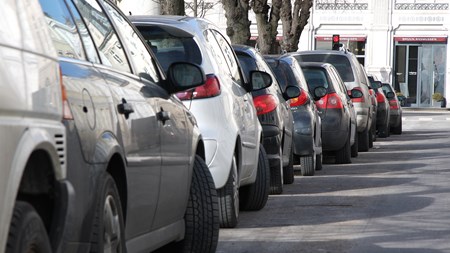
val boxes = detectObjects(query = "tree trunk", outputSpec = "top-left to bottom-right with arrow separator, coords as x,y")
160,0 -> 185,15
221,0 -> 251,45
251,0 -> 282,54
280,0 -> 313,52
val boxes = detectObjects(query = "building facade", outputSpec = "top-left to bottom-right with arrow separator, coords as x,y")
118,0 -> 449,108
299,0 -> 450,108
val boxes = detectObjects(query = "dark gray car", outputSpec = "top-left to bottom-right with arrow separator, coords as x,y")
265,55 -> 323,176
292,50 -> 374,152
38,0 -> 219,252
300,62 -> 358,164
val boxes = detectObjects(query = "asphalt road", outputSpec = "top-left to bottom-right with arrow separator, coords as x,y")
216,109 -> 450,253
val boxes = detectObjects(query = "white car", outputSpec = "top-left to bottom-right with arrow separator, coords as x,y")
131,15 -> 272,228
0,0 -> 69,251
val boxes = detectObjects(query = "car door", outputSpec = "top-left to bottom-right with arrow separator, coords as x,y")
74,0 -> 161,239
209,29 -> 259,177
103,2 -> 192,230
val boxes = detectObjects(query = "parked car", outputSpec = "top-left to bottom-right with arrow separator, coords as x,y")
381,83 -> 403,134
300,62 -> 358,164
265,55 -> 323,176
233,45 -> 300,193
130,15 -> 272,228
39,0 -> 220,252
368,76 -> 390,138
362,66 -> 378,146
1,1 -> 69,252
294,50 -> 374,152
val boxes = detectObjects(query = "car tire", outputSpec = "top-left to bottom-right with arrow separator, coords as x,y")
378,121 -> 389,138
240,145 -> 270,211
178,155 -> 219,253
269,148 -> 284,195
336,133 -> 352,164
283,144 -> 295,184
368,126 -> 374,148
315,152 -> 323,171
392,121 -> 402,135
218,154 -> 239,228
90,173 -> 126,253
358,127 -> 370,152
300,155 -> 315,176
351,128 -> 358,158
6,201 -> 51,253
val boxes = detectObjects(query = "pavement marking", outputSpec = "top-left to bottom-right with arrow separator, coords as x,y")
418,117 -> 433,121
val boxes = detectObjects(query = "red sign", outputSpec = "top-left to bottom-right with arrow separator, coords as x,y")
394,36 -> 447,42
315,35 -> 366,42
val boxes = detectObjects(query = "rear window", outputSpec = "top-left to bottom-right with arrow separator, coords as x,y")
302,68 -> 330,91
137,26 -> 202,72
382,83 -> 393,94
236,53 -> 257,82
297,54 -> 355,82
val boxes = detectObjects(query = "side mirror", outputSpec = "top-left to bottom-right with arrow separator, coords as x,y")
283,85 -> 301,100
386,91 -> 395,99
349,88 -> 364,99
249,70 -> 272,92
313,86 -> 327,100
166,62 -> 206,93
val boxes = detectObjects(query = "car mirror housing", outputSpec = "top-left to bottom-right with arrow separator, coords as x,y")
165,62 -> 206,94
313,86 -> 327,100
284,85 -> 301,100
349,88 -> 364,99
249,70 -> 272,92
386,91 -> 395,99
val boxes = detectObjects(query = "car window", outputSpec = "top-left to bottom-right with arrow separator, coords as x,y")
236,53 -> 257,82
72,0 -> 131,73
103,2 -> 159,82
39,0 -> 86,60
137,26 -> 202,74
269,61 -> 297,91
329,66 -> 348,97
65,0 -> 100,63
210,30 -> 242,84
297,54 -> 355,82
302,67 -> 330,92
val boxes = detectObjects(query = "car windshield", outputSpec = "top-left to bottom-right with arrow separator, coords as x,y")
302,68 -> 330,91
136,26 -> 202,72
297,54 -> 355,82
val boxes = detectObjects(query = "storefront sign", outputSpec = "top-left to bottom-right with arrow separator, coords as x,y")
315,36 -> 367,42
394,36 -> 448,42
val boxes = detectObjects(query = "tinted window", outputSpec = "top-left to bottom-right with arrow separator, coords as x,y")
302,67 -> 330,91
104,3 -> 159,82
269,61 -> 297,91
137,26 -> 202,74
72,0 -> 130,73
236,53 -> 257,82
39,0 -> 86,60
297,54 -> 355,82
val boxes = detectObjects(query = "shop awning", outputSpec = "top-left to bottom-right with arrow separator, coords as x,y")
315,35 -> 367,42
394,36 -> 448,42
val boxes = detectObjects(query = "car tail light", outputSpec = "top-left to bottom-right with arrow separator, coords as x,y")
290,91 -> 309,107
254,94 -> 278,115
389,99 -> 400,110
350,87 -> 365,103
316,93 -> 344,109
60,68 -> 73,120
176,74 -> 221,100
376,93 -> 385,103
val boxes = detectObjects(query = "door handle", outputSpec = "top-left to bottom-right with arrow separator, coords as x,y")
117,98 -> 134,119
157,108 -> 171,124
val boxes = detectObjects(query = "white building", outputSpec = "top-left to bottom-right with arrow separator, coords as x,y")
119,0 -> 449,108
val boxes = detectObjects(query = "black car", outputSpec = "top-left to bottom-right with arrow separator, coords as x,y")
265,55 -> 323,176
233,45 -> 300,194
300,62 -> 358,164
368,76 -> 391,138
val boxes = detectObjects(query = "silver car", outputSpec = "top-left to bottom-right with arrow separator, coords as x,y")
38,0 -> 219,252
0,0 -> 69,252
130,15 -> 272,228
